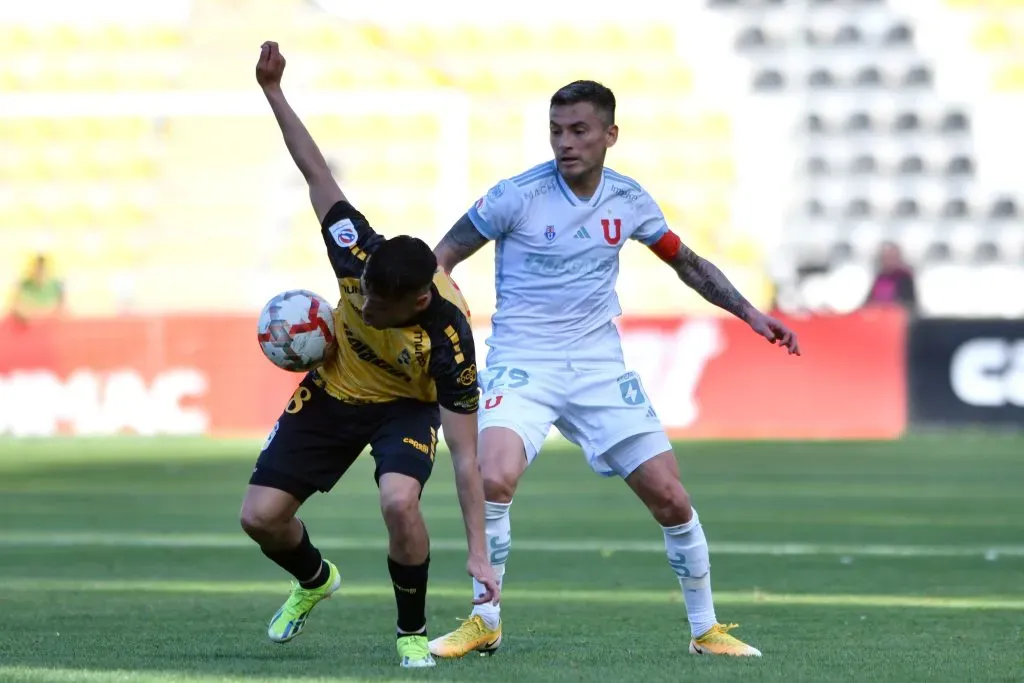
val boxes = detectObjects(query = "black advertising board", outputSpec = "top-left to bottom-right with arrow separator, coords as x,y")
908,319 -> 1024,428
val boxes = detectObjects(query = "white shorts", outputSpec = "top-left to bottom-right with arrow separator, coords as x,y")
476,360 -> 672,478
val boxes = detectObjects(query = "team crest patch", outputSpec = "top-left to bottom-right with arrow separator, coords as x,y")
489,181 -> 507,199
458,364 -> 477,386
544,225 -> 556,241
618,373 -> 646,406
328,218 -> 358,247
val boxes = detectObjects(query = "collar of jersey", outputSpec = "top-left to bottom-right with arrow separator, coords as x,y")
554,165 -> 606,208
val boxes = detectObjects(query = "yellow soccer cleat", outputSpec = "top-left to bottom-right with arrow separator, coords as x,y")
397,634 -> 436,668
266,560 -> 341,643
427,615 -> 503,658
689,623 -> 762,657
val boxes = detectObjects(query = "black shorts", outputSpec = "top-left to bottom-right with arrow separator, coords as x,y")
250,372 -> 440,502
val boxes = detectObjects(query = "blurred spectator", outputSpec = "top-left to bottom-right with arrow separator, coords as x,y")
9,254 -> 65,322
864,241 -> 916,312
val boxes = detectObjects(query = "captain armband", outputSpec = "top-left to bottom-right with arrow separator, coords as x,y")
648,230 -> 682,262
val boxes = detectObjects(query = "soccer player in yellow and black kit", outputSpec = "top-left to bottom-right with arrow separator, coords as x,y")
240,41 -> 499,669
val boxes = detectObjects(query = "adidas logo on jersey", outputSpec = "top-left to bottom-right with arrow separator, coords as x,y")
574,227 -> 591,239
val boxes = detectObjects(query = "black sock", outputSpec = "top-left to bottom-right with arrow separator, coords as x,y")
261,521 -> 327,587
388,555 -> 429,635
298,559 -> 331,590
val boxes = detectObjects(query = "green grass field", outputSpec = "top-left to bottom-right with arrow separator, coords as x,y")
1,435 -> 1022,683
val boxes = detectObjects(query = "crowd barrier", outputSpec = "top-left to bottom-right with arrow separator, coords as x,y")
1,308 -> 1018,439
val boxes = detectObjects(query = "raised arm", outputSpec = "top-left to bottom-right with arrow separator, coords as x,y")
256,41 -> 345,224
434,214 -> 490,273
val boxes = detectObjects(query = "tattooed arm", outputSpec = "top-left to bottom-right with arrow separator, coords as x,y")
669,241 -> 757,323
648,230 -> 801,354
434,213 -> 490,273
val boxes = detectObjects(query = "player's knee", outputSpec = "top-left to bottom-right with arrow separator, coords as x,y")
380,487 -> 422,533
481,470 -> 517,504
647,480 -> 692,527
239,505 -> 289,540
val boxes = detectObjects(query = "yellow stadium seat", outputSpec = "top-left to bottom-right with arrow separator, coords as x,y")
97,24 -> 134,51
722,236 -> 764,266
972,21 -> 1014,50
139,24 -> 186,50
993,61 -> 1024,90
10,201 -> 47,228
0,25 -> 33,52
695,156 -> 736,183
386,25 -> 441,56
48,200 -> 94,231
950,0 -> 1024,7
53,24 -> 85,50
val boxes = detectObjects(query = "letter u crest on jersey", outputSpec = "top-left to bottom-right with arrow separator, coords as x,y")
601,218 -> 622,245
544,225 -> 556,241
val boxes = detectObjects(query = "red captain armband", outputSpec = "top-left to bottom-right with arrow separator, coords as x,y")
648,230 -> 682,262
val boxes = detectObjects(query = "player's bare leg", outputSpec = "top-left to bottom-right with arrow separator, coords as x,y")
379,472 -> 435,667
428,426 -> 525,657
240,485 -> 341,642
625,452 -> 762,657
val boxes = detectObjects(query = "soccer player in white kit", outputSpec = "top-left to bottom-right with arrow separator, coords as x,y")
428,81 -> 800,659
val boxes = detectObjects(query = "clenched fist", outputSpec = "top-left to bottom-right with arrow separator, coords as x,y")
256,41 -> 286,89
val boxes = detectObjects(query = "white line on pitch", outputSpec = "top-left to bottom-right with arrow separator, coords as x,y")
0,531 -> 1021,558
4,579 -> 1024,610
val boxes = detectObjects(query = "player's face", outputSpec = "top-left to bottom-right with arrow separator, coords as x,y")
549,102 -> 618,183
360,279 -> 430,329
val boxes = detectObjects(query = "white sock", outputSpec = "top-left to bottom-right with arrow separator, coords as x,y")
470,500 -> 510,630
663,507 -> 717,638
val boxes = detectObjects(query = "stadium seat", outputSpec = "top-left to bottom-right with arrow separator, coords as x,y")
850,154 -> 879,175
946,155 -> 975,176
990,196 -> 1018,219
835,25 -> 864,45
855,66 -> 884,87
846,111 -> 874,132
902,65 -> 933,88
808,68 -> 836,88
737,26 -> 768,49
940,110 -> 970,133
898,155 -> 926,175
896,110 -> 923,132
884,23 -> 913,45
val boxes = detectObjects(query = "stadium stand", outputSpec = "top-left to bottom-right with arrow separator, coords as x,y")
2,0 -> 758,319
710,0 -> 1024,316
7,0 -> 1018,318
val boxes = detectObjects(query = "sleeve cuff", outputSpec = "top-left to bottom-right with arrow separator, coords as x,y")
468,205 -> 499,240
638,225 -> 669,246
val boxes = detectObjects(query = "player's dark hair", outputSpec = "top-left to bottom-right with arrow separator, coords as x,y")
363,236 -> 437,300
550,80 -> 616,126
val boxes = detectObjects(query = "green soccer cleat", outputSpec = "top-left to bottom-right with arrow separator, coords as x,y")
266,560 -> 341,643
397,634 -> 436,668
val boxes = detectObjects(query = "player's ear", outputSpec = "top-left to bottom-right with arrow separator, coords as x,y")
413,290 -> 431,312
606,123 -> 618,148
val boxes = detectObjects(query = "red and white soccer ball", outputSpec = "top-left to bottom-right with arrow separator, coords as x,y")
257,289 -> 336,372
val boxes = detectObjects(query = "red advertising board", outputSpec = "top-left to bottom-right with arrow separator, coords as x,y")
613,309 -> 907,439
0,309 -> 906,439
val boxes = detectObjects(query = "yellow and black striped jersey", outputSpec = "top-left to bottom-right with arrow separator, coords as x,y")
313,201 -> 479,414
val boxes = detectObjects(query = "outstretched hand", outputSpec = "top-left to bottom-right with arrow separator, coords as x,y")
256,41 -> 286,89
748,312 -> 801,355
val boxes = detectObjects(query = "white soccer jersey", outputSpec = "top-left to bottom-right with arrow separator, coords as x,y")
467,160 -> 669,362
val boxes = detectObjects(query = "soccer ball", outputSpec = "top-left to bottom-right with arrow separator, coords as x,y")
257,289 -> 337,372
